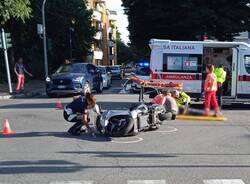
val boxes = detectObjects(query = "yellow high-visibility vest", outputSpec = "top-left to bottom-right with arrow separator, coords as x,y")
176,91 -> 191,106
214,67 -> 226,84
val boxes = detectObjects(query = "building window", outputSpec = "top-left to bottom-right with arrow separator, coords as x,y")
109,33 -> 112,40
244,55 -> 250,73
109,47 -> 113,55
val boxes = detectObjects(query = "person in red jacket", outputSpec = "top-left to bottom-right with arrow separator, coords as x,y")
204,64 -> 221,117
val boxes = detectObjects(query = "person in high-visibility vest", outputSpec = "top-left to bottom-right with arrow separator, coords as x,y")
204,64 -> 221,116
172,90 -> 191,109
214,64 -> 226,107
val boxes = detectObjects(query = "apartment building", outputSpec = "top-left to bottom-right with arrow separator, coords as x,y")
86,0 -> 117,66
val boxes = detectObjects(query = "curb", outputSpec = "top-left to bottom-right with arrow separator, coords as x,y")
0,95 -> 13,100
0,91 -> 45,100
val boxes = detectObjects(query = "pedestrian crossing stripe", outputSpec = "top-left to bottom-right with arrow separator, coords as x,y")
203,179 -> 245,184
50,181 -> 94,184
127,180 -> 166,184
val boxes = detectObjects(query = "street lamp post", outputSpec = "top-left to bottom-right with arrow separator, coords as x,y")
42,0 -> 48,78
69,19 -> 75,60
69,27 -> 73,60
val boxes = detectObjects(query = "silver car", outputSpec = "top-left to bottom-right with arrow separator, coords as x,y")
97,66 -> 112,88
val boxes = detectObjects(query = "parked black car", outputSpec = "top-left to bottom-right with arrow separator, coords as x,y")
46,63 -> 103,97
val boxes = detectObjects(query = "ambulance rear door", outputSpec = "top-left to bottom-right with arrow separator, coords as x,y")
237,50 -> 250,98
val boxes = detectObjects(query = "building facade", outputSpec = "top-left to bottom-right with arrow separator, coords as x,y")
86,0 -> 117,66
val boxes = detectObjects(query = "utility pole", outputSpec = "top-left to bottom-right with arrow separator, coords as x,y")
1,28 -> 13,94
69,27 -> 73,60
42,0 -> 48,78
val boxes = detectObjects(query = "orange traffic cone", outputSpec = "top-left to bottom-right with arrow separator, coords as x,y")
2,119 -> 13,135
57,98 -> 63,109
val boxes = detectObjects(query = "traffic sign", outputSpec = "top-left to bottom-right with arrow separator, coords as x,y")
5,32 -> 12,49
0,31 -> 12,49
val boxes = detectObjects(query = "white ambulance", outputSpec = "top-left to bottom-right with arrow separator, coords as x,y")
149,39 -> 250,102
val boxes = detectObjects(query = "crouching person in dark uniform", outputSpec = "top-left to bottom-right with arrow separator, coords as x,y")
63,92 -> 97,135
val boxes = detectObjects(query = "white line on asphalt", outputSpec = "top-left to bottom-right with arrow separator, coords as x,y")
154,127 -> 178,133
203,179 -> 245,184
111,136 -> 143,144
50,181 -> 94,184
128,180 -> 166,184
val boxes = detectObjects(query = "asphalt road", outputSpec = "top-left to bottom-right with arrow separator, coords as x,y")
0,79 -> 250,184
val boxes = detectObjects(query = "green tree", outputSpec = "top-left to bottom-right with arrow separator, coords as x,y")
122,0 -> 250,57
116,31 -> 138,64
2,0 -> 95,79
0,0 -> 32,25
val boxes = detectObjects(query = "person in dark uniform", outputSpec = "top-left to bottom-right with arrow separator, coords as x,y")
63,93 -> 98,135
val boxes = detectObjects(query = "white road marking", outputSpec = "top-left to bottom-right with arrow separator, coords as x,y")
154,127 -> 178,133
128,180 -> 166,184
111,136 -> 143,144
203,179 -> 245,184
50,181 -> 94,184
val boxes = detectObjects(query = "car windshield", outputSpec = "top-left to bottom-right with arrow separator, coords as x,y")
111,66 -> 120,70
136,67 -> 150,76
97,67 -> 106,74
56,64 -> 84,74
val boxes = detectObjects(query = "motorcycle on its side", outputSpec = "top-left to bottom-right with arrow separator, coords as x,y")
95,103 -> 169,137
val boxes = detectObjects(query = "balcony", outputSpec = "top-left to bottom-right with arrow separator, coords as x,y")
108,40 -> 115,47
94,50 -> 103,60
109,55 -> 114,61
108,27 -> 113,33
93,10 -> 102,22
96,4 -> 103,12
97,0 -> 105,3
94,31 -> 102,40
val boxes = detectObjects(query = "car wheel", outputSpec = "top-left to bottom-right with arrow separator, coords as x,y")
96,81 -> 103,93
108,80 -> 112,88
83,82 -> 91,95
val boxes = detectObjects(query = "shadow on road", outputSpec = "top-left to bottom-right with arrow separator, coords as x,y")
58,151 -> 177,158
0,160 -> 82,174
0,132 -> 111,142
0,102 -> 136,110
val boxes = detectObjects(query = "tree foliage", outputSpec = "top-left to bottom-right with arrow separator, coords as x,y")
0,0 -> 32,25
122,0 -> 250,57
116,31 -> 138,64
1,0 -> 95,79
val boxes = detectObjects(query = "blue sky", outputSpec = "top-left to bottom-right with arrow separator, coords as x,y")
106,0 -> 129,43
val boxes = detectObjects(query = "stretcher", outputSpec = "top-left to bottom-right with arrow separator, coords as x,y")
128,76 -> 183,88
127,75 -> 183,102
176,115 -> 227,121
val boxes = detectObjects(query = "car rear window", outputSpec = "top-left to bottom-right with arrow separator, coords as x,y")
57,64 -> 84,73
111,66 -> 120,70
97,67 -> 106,74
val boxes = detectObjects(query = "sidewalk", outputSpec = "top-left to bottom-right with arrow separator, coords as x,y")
0,80 -> 46,99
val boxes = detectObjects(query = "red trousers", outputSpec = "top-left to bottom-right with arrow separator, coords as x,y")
204,91 -> 219,111
16,74 -> 25,91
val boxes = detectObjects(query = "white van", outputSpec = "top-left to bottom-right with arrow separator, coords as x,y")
149,39 -> 250,103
